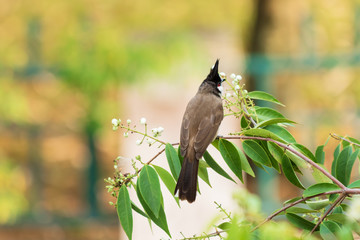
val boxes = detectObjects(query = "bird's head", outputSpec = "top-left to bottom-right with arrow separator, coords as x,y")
203,59 -> 225,94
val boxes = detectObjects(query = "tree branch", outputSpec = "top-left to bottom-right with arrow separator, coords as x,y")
330,133 -> 360,148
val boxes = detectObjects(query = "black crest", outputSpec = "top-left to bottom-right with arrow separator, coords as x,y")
205,59 -> 222,84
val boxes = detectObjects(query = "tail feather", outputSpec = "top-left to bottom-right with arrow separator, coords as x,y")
174,156 -> 199,203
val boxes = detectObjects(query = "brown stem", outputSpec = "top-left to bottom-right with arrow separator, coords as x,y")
310,193 -> 347,234
330,133 -> 360,148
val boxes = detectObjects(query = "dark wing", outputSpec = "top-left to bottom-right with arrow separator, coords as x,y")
193,99 -> 223,159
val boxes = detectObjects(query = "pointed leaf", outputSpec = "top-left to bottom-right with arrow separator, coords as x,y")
256,118 -> 296,128
286,213 -> 318,231
281,154 -> 305,189
320,220 -> 341,240
203,150 -> 235,182
242,128 -> 287,143
117,185 -> 133,240
251,106 -> 285,122
136,180 -> 171,237
335,146 -> 352,185
242,140 -> 271,167
153,165 -> 179,206
267,142 -> 284,163
219,139 -> 243,182
198,159 -> 211,187
344,149 -> 359,186
284,196 -> 302,205
311,164 -> 332,184
131,201 -> 149,219
248,91 -> 285,106
303,183 -> 341,197
348,179 -> 360,188
139,165 -> 162,218
265,125 -> 296,143
285,207 -> 318,214
237,148 -> 255,177
315,145 -> 325,164
165,144 -> 181,180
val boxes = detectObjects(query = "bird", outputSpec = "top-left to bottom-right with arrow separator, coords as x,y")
174,59 -> 224,203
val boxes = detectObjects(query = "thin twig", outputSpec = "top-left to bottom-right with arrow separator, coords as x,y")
310,193 -> 347,234
330,133 -> 360,148
222,135 -> 347,189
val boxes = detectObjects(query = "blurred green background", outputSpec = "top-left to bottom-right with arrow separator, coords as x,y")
1,0 -> 360,239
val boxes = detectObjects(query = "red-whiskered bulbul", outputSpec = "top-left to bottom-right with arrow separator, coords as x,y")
174,59 -> 224,203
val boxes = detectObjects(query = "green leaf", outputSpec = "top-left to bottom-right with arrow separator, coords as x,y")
306,199 -> 330,210
217,222 -> 231,231
320,220 -> 341,240
281,154 -> 305,189
136,180 -> 171,237
326,213 -> 348,225
311,164 -> 332,184
333,144 -> 341,162
211,138 -> 220,151
335,146 -> 353,185
131,201 -> 149,219
294,143 -> 317,162
259,140 -> 280,172
256,118 -> 296,129
165,144 -> 181,180
139,165 -> 162,218
265,125 -> 296,143
198,159 -> 211,187
267,142 -> 284,163
348,179 -> 360,188
241,115 -> 250,129
348,137 -> 360,147
242,128 -> 287,143
203,151 -> 235,182
247,90 -> 285,106
251,106 -> 285,122
237,147 -> 255,177
286,213 -> 318,231
153,165 -> 179,206
285,207 -> 318,214
117,185 -> 133,240
219,139 -> 243,182
242,140 -> 271,167
344,149 -> 359,186
303,183 -> 341,197
315,145 -> 325,164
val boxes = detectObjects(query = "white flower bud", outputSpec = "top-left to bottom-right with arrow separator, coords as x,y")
236,75 -> 242,81
232,80 -> 238,86
219,72 -> 226,78
235,85 -> 240,90
127,119 -> 131,124
112,126 -> 118,131
157,127 -> 164,133
226,93 -> 232,98
146,138 -> 155,145
136,140 -> 142,145
140,117 -> 147,125
243,89 -> 248,94
111,118 -> 119,126
230,73 -> 236,79
123,132 -> 129,138
114,165 -> 118,169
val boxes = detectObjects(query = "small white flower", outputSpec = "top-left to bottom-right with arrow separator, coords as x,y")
112,126 -> 118,131
140,117 -> 147,125
226,93 -> 232,98
230,73 -> 236,79
157,127 -> 164,133
219,72 -> 226,78
232,80 -> 238,86
111,118 -> 119,126
114,165 -> 118,169
127,119 -> 131,124
146,138 -> 155,145
151,128 -> 158,133
235,85 -> 240,90
136,140 -> 142,145
236,75 -> 242,81
243,89 -> 248,94
123,132 -> 129,138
